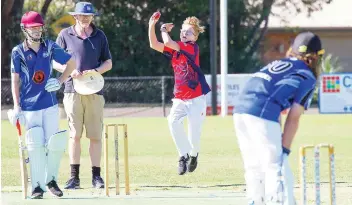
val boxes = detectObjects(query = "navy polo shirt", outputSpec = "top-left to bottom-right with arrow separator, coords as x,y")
56,24 -> 112,94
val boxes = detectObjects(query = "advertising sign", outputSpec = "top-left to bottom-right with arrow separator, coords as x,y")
318,73 -> 352,114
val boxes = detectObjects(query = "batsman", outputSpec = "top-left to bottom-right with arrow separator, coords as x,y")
7,11 -> 76,199
233,32 -> 325,205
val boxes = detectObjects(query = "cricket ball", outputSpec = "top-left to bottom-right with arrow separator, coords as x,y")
153,12 -> 161,20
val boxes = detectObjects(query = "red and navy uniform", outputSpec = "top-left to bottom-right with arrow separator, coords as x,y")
163,41 -> 210,100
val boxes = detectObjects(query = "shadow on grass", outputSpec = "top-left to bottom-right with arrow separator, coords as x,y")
198,184 -> 246,188
140,185 -> 192,189
139,184 -> 246,189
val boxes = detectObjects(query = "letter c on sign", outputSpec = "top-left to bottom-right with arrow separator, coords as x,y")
343,76 -> 352,88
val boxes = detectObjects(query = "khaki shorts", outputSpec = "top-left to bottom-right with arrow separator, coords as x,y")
63,93 -> 105,140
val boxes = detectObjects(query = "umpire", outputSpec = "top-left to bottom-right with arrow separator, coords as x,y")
54,2 -> 112,189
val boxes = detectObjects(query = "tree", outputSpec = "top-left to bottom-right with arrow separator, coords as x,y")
1,0 -> 56,77
321,54 -> 343,73
1,0 -> 333,78
94,0 -> 332,76
2,0 -> 25,78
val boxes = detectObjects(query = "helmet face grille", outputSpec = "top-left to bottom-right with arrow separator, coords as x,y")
21,25 -> 46,43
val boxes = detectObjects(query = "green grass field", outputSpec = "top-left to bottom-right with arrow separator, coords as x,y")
1,114 -> 352,204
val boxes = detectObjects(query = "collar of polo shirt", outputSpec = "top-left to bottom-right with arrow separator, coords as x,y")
68,23 -> 98,37
22,39 -> 47,51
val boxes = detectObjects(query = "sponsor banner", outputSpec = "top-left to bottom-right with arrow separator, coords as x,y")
204,74 -> 252,115
319,73 -> 352,114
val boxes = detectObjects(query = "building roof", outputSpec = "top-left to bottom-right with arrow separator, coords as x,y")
268,0 -> 352,28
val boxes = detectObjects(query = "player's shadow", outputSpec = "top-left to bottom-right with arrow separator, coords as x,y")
140,185 -> 192,189
139,184 -> 246,189
198,184 -> 246,188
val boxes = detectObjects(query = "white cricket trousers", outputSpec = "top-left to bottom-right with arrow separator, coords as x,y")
22,104 -> 60,190
23,104 -> 59,142
233,113 -> 295,205
167,95 -> 206,157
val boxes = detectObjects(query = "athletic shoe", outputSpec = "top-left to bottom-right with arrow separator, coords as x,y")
187,153 -> 198,172
30,185 -> 44,199
47,179 -> 63,197
178,155 -> 189,175
92,176 -> 105,188
64,177 -> 80,189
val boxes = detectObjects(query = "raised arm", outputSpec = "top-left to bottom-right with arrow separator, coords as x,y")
148,12 -> 164,53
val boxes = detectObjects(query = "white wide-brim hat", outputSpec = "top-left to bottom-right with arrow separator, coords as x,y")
73,71 -> 104,95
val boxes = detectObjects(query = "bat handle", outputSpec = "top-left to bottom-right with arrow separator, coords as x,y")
16,120 -> 22,136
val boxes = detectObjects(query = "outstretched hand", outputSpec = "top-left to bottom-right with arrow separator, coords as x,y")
161,23 -> 174,32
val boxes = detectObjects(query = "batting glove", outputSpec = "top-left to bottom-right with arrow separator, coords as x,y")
45,78 -> 62,92
7,107 -> 26,126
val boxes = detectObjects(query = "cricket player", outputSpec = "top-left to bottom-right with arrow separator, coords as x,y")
233,32 -> 325,205
148,12 -> 211,175
7,11 -> 76,199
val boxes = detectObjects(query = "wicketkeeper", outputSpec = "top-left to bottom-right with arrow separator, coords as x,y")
7,11 -> 76,199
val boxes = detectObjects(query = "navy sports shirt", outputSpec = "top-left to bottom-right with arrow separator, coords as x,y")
11,40 -> 71,111
234,57 -> 316,122
163,41 -> 210,99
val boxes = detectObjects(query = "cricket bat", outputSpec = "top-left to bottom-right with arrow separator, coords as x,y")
16,120 -> 28,199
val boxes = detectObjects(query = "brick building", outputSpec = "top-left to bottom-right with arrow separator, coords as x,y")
263,0 -> 352,72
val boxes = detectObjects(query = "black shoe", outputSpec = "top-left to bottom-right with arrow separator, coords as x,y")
31,185 -> 44,199
178,155 -> 189,175
187,154 -> 198,172
64,177 -> 80,189
47,179 -> 63,197
92,176 -> 105,189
